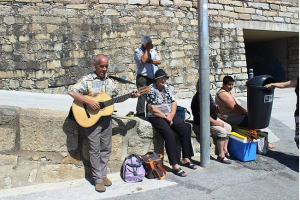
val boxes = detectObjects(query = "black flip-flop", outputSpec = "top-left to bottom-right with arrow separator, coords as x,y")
225,153 -> 233,159
172,168 -> 187,177
183,161 -> 197,170
217,156 -> 231,164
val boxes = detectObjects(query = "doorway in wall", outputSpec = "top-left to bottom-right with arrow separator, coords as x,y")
243,29 -> 298,82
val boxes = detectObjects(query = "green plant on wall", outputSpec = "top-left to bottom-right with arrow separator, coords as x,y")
161,39 -> 167,46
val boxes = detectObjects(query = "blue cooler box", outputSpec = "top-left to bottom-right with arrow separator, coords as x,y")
229,135 -> 257,162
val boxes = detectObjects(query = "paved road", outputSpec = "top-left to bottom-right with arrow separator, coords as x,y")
0,88 -> 298,200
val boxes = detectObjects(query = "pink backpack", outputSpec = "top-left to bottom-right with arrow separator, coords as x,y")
121,154 -> 145,183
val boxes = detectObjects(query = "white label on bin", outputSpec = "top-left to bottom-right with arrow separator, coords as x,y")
264,95 -> 273,103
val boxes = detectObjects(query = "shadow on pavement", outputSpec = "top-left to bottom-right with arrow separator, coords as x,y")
265,150 -> 299,173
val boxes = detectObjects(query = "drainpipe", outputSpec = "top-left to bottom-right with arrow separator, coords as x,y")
198,0 -> 210,167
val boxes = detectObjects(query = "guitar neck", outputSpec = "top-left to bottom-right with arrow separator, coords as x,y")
102,93 -> 132,107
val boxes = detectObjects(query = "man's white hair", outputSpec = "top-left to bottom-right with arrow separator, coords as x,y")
141,36 -> 152,46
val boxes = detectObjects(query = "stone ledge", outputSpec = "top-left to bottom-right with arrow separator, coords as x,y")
235,20 -> 299,32
0,106 -> 215,189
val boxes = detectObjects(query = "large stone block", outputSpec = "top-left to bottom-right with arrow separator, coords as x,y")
31,16 -> 67,24
0,106 -> 20,125
9,80 -> 20,89
287,7 -> 299,13
234,61 -> 246,67
251,15 -> 268,21
36,80 -> 49,89
150,0 -> 159,5
99,0 -> 127,3
171,51 -> 185,59
38,164 -> 85,183
0,128 -> 16,152
234,7 -> 256,14
247,2 -> 269,10
128,0 -> 148,4
0,106 -> 20,152
0,155 -> 18,166
19,109 -> 78,152
110,135 -> 123,162
291,18 -> 299,24
160,0 -> 173,6
263,11 -> 277,17
174,0 -> 192,7
137,118 -> 154,139
103,9 -> 120,16
47,60 -> 61,69
15,0 -> 42,2
0,155 -> 18,189
21,80 -> 34,89
18,6 -> 38,15
208,3 -> 224,10
273,17 -> 285,22
1,44 -> 13,52
239,13 -> 251,20
66,4 -> 89,9
3,17 -> 15,25
235,73 -> 248,80
0,5 -> 13,15
127,137 -> 147,155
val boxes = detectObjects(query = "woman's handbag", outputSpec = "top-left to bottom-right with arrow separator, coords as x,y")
176,105 -> 191,121
141,152 -> 166,180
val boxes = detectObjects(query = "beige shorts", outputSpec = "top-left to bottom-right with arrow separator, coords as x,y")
210,118 -> 231,139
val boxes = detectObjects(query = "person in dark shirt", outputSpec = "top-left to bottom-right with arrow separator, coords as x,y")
265,77 -> 299,148
191,80 -> 232,164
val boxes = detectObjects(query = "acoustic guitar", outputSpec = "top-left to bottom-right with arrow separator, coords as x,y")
72,86 -> 149,128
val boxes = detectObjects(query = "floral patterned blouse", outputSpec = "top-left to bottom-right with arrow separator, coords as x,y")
146,83 -> 176,117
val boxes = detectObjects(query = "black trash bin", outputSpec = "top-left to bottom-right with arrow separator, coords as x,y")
246,75 -> 275,129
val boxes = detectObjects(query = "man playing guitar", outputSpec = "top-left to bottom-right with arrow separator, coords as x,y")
68,54 -> 139,193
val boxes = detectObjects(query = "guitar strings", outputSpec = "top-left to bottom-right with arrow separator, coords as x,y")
103,93 -> 132,107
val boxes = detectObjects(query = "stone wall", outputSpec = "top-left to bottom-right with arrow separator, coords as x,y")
0,0 -> 298,98
0,105 -> 211,189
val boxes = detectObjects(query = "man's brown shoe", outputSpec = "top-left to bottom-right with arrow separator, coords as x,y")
95,183 -> 106,192
103,177 -> 112,186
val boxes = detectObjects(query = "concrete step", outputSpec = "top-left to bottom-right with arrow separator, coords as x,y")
0,172 -> 177,200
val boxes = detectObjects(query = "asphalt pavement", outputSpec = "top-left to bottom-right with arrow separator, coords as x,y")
0,88 -> 299,200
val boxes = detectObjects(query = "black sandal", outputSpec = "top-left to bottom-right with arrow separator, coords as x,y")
217,156 -> 231,164
172,168 -> 187,177
225,153 -> 232,159
183,161 -> 197,170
